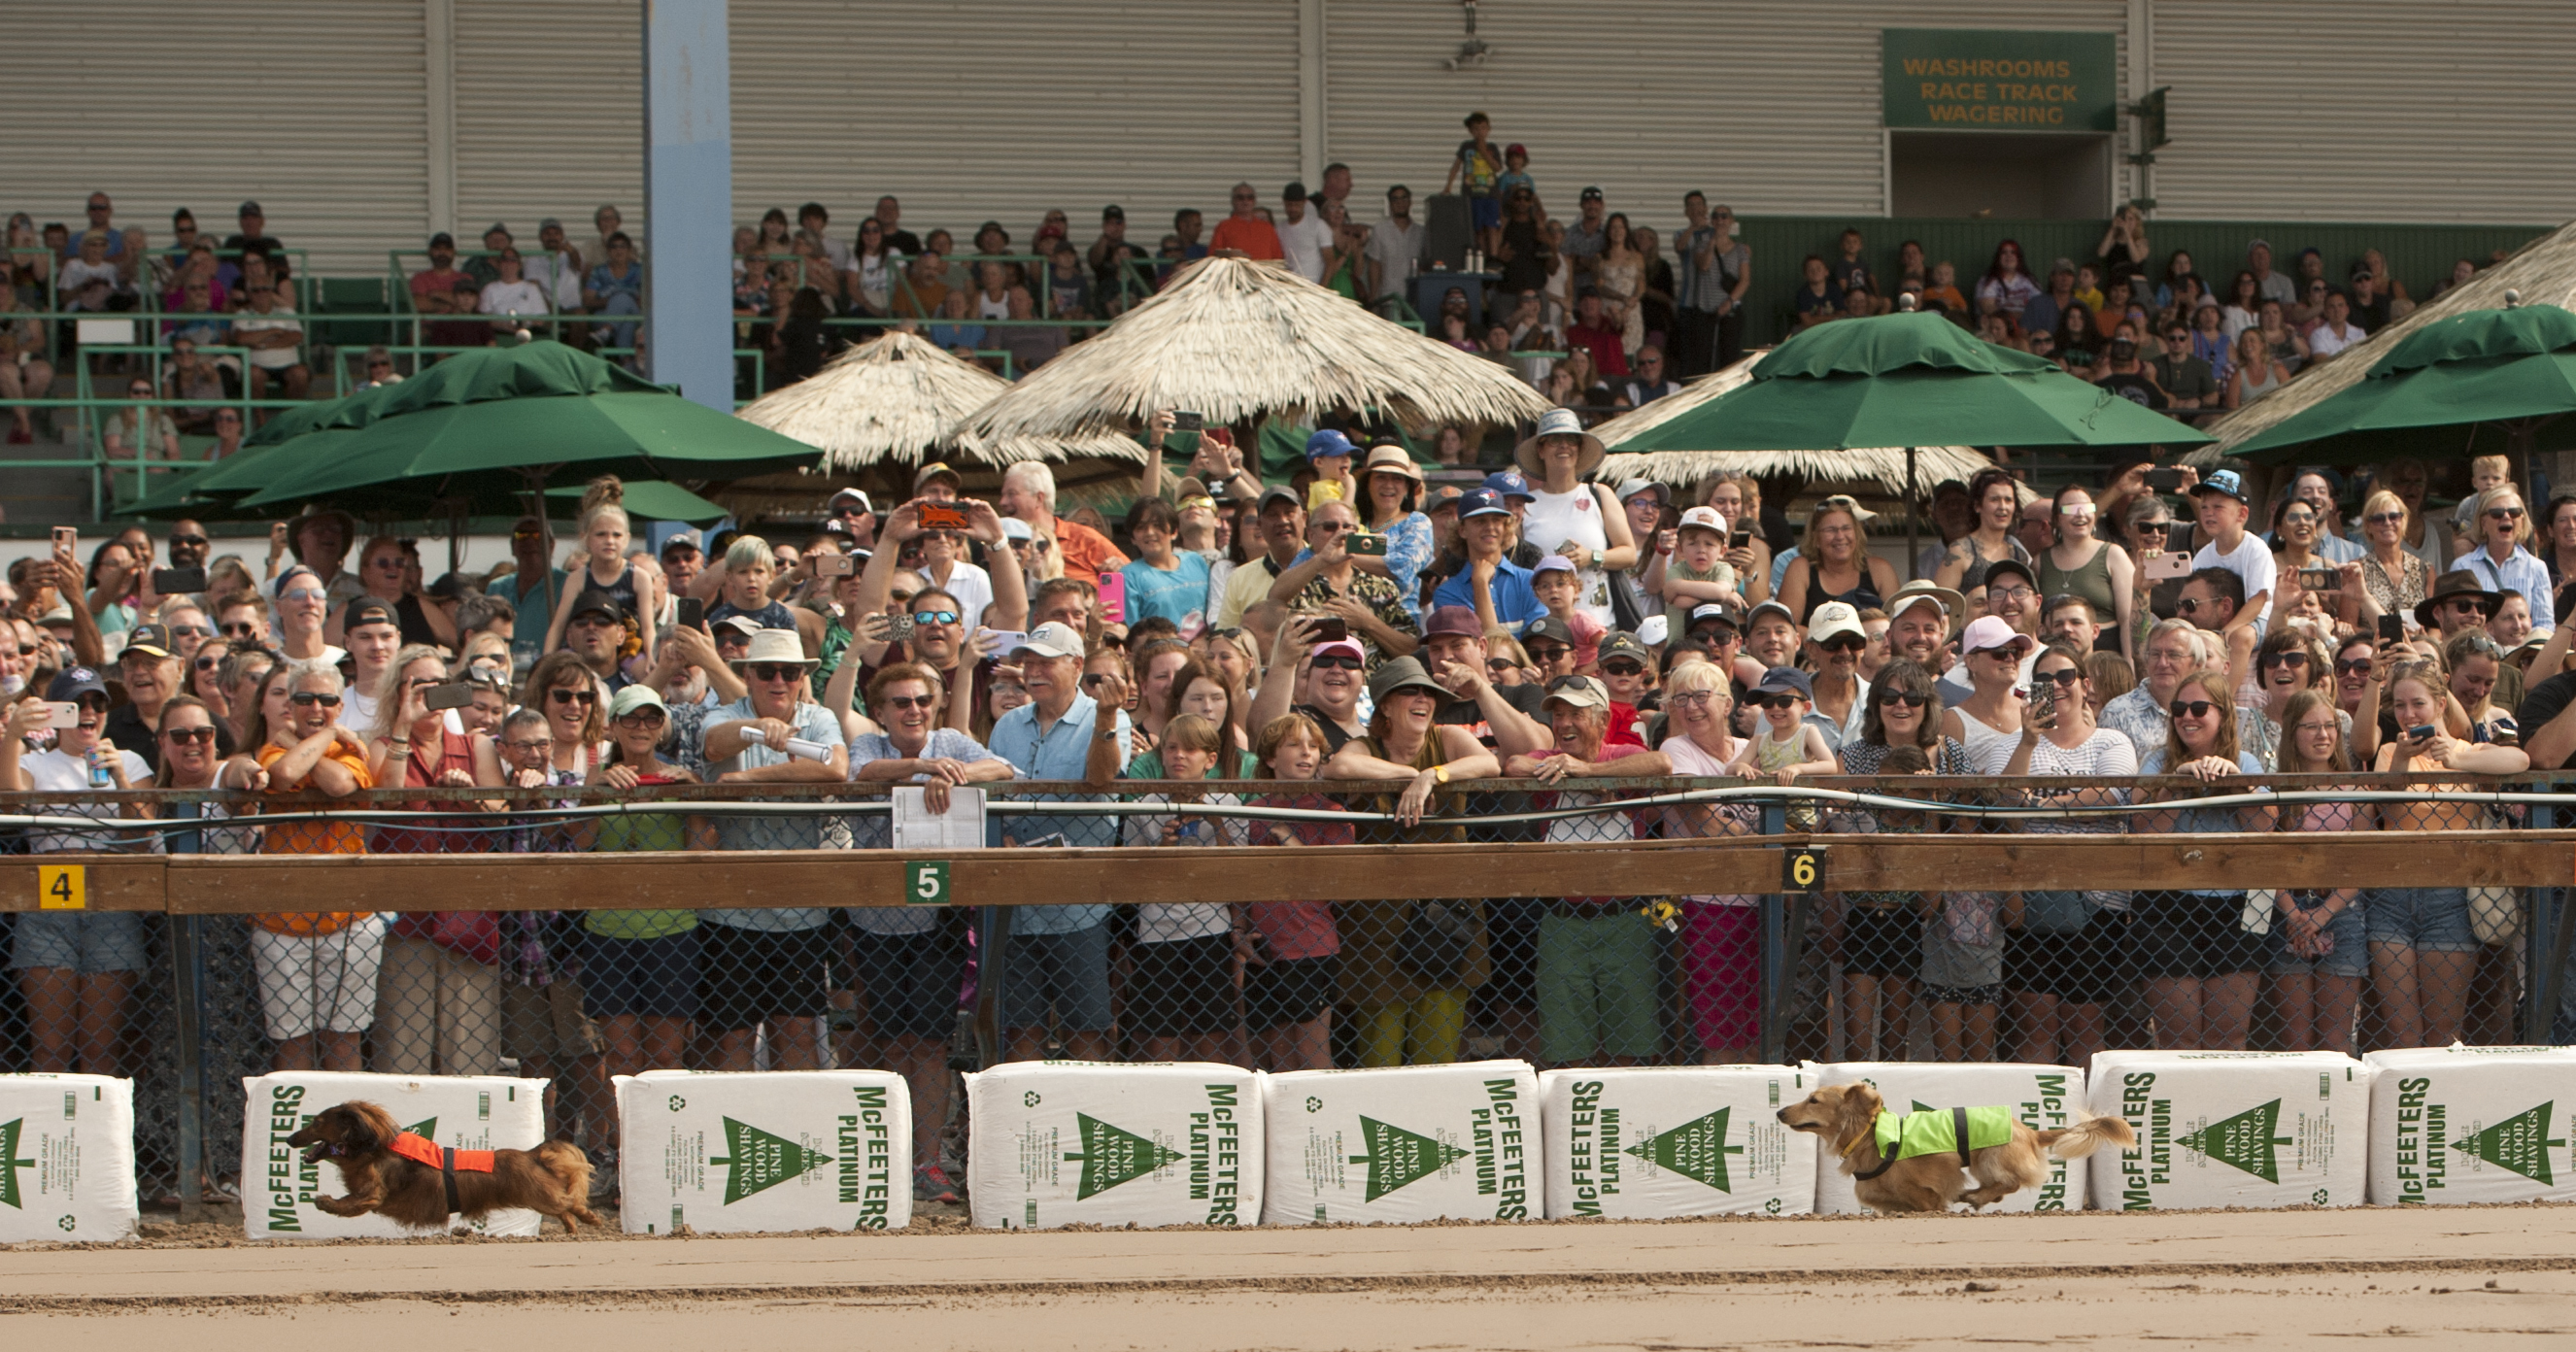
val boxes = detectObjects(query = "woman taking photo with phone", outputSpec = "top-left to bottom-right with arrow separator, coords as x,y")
1998,642 -> 2136,1068
2133,668 -> 2275,1049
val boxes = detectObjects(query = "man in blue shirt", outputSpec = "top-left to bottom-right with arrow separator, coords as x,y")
984,621 -> 1130,1062
1433,489 -> 1544,627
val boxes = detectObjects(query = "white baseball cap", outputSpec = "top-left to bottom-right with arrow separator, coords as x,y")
1011,621 -> 1086,660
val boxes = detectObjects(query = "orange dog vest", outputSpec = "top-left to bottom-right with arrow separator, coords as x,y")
390,1132 -> 494,1173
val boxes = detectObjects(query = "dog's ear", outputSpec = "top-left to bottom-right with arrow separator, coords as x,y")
343,1101 -> 398,1151
1837,1083 -> 1881,1144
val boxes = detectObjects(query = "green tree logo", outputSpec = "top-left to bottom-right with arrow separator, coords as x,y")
709,1118 -> 833,1204
1625,1107 -> 1746,1194
2452,1101 -> 2563,1184
1349,1116 -> 1469,1202
1065,1114 -> 1183,1200
2179,1099 -> 2292,1183
0,1119 -> 32,1210
404,1117 -> 437,1140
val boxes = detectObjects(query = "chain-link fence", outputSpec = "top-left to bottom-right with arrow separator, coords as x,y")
5,773 -> 2572,1212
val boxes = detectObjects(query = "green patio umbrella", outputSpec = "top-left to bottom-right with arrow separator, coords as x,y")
2230,301 -> 2576,467
543,478 -> 729,524
1606,311 -> 2212,575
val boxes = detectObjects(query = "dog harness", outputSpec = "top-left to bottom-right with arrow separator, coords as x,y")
390,1132 -> 494,1215
1846,1106 -> 2015,1182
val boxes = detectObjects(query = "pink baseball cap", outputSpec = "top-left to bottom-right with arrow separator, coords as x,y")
1311,638 -> 1366,662
1960,615 -> 2034,657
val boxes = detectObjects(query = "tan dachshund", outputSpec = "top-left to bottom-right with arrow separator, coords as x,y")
1778,1082 -> 2135,1213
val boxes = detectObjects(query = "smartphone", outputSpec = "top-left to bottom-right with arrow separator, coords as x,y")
884,612 -> 916,645
2298,567 -> 2337,592
422,681 -> 477,712
2407,724 -> 2438,742
983,629 -> 1027,655
917,502 -> 971,532
2146,467 -> 2185,490
675,596 -> 704,631
2377,614 -> 2405,644
2029,682 -> 2056,727
2144,551 -> 2194,581
1309,616 -> 1349,644
1345,532 -> 1388,558
1094,572 -> 1126,624
814,553 -> 858,577
1729,525 -> 1752,549
43,701 -> 81,730
1171,410 -> 1205,433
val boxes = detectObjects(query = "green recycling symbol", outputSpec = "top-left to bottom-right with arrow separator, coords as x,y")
2311,1188 -> 2330,1205
668,1096 -> 687,1111
57,1215 -> 74,1233
1305,1097 -> 1322,1113
1024,1092 -> 1042,1107
1764,1198 -> 1781,1215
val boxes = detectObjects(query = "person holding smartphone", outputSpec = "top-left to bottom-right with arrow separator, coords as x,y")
1998,642 -> 2136,1067
2,667 -> 151,1075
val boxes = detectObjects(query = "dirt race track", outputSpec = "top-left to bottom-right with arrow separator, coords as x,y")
7,1204 -> 2575,1350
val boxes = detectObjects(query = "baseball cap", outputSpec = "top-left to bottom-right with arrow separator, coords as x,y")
2191,468 -> 2251,504
1808,601 -> 1866,646
606,684 -> 668,722
912,461 -> 962,493
1532,555 -> 1576,576
1283,181 -> 1308,200
1887,580 -> 1964,630
1752,666 -> 1813,700
1615,478 -> 1665,505
1102,204 -> 1125,220
49,666 -> 108,702
1367,657 -> 1446,706
1578,186 -> 1605,202
1311,637 -> 1366,663
1542,673 -> 1609,710
428,231 -> 456,249
539,216 -> 564,232
344,597 -> 402,633
660,530 -> 702,558
1746,599 -> 1796,629
1976,558 -> 2038,592
238,200 -> 264,217
1011,621 -> 1086,660
122,623 -> 176,659
566,595 -> 627,626
1000,516 -> 1034,542
1688,600 -> 1745,631
1481,470 -> 1534,501
1504,143 -> 1528,159
1257,484 -> 1304,514
1521,615 -> 1575,648
1305,428 -> 1356,460
829,487 -> 873,514
1425,485 -> 1464,514
1423,605 -> 1482,641
2050,256 -> 2077,276
711,614 -> 764,640
1458,488 -> 1510,520
1678,505 -> 1726,534
1597,632 -> 1653,667
484,221 -> 513,240
1960,615 -> 2035,657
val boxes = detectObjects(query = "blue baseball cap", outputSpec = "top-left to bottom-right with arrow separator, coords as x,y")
1305,429 -> 1356,460
2190,468 -> 2250,504
1458,488 -> 1511,520
1482,469 -> 1534,500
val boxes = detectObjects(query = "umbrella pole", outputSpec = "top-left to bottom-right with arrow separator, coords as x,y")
1905,447 -> 1919,582
525,474 -> 560,625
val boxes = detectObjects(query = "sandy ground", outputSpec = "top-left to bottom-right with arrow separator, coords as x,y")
7,1203 -> 2574,1349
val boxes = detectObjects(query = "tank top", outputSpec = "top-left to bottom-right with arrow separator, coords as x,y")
977,290 -> 1009,321
569,561 -> 639,618
2239,360 -> 2284,402
1521,483 -> 1613,626
1953,704 -> 2020,773
2038,541 -> 2118,623
1799,563 -> 1885,625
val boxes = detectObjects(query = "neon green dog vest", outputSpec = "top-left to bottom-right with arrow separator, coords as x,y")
1872,1105 -> 2015,1164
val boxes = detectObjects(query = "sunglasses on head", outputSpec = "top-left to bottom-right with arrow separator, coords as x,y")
548,688 -> 596,705
161,725 -> 217,745
1310,654 -> 1363,671
288,691 -> 340,707
2168,699 -> 2218,719
748,663 -> 804,682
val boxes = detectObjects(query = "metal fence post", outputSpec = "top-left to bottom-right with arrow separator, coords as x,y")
165,800 -> 209,1224
1758,794 -> 1789,1065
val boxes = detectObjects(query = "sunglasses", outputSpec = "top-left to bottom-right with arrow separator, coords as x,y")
288,691 -> 341,707
610,711 -> 666,728
2335,658 -> 2374,676
161,726 -> 217,745
2487,507 -> 2526,521
1877,690 -> 1929,708
2175,597 -> 2213,615
1817,634 -> 1866,653
193,655 -> 221,670
548,688 -> 596,705
1754,693 -> 1801,710
1602,660 -> 1644,677
880,693 -> 938,711
748,663 -> 804,682
911,610 -> 960,625
280,588 -> 326,603
1310,655 -> 1364,671
2168,699 -> 2218,719
2031,667 -> 2083,687
2259,650 -> 2312,669
1524,644 -> 1571,661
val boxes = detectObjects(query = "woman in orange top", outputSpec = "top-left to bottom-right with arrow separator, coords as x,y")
247,659 -> 381,1072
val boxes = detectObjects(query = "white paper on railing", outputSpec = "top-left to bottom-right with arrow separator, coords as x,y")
893,786 -> 986,851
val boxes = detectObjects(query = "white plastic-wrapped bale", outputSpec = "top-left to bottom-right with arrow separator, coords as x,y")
0,1074 -> 136,1243
1262,1061 -> 1539,1227
617,1069 -> 911,1234
1538,1065 -> 1815,1219
240,1071 -> 547,1238
1806,1062 -> 2087,1213
2088,1050 -> 2367,1211
2364,1045 -> 2576,1206
965,1062 -> 1260,1230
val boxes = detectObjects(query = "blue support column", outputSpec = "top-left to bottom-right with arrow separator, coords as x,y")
642,0 -> 733,411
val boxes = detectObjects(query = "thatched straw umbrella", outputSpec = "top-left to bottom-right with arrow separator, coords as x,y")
954,255 -> 1552,455
1592,353 -> 1993,496
2189,219 -> 2570,469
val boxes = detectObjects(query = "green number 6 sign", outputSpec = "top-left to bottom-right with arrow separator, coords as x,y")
904,861 -> 952,905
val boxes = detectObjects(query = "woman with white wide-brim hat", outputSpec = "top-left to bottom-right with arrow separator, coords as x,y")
1510,408 -> 1634,627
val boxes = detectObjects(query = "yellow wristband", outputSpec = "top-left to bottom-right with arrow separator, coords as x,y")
1435,764 -> 1450,785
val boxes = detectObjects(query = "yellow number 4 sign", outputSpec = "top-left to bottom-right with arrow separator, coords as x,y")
39,863 -> 85,910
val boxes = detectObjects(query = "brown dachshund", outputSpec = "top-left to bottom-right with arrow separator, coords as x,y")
1777,1082 -> 2135,1214
286,1099 -> 603,1234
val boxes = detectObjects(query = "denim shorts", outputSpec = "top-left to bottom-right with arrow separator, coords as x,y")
1000,922 -> 1112,1034
9,910 -> 150,974
2266,893 -> 2369,977
2365,888 -> 2480,954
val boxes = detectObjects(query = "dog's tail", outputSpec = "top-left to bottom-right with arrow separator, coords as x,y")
535,1139 -> 594,1199
2036,1115 -> 2138,1161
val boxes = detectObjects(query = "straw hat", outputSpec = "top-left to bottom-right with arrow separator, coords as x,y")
1513,407 -> 1607,478
1361,444 -> 1423,482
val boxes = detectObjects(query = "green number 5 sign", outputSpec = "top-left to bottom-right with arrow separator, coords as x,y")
905,861 -> 952,905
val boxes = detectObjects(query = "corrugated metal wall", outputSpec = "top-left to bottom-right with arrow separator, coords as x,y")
452,0 -> 645,258
2147,0 -> 2576,222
